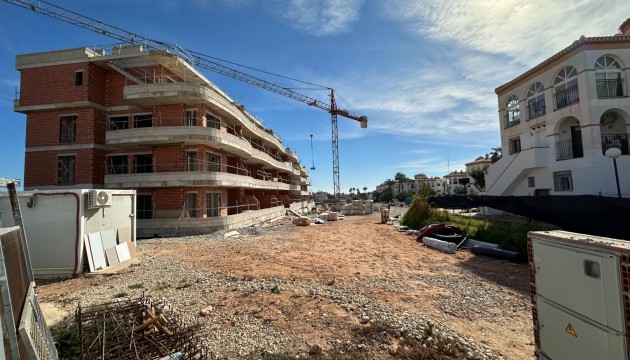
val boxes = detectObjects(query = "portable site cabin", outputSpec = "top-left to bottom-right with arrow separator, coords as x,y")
0,189 -> 136,278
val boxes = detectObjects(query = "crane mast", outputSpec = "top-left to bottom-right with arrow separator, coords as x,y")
2,0 -> 367,199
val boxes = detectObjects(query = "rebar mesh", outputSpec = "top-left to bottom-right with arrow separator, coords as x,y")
77,295 -> 213,359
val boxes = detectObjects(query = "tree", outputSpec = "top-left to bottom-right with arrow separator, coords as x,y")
384,178 -> 395,190
469,168 -> 487,189
378,188 -> 394,202
394,172 -> 408,195
453,185 -> 467,195
363,186 -> 367,194
417,185 -> 437,198
490,147 -> 502,163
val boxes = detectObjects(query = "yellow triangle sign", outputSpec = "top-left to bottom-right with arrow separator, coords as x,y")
566,323 -> 577,337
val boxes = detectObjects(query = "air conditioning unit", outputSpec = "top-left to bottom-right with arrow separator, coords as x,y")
86,190 -> 112,208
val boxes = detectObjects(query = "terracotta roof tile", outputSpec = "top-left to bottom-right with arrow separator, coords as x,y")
495,35 -> 630,94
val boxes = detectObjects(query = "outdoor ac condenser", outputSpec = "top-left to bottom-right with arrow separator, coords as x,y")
528,230 -> 630,360
86,190 -> 112,208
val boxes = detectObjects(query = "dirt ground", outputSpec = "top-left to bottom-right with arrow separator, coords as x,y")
37,209 -> 535,359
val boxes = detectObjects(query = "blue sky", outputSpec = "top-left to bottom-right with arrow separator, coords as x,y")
0,0 -> 628,193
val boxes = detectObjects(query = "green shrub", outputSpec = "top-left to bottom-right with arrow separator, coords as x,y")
400,197 -> 431,229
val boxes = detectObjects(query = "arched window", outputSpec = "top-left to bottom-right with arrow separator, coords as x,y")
595,55 -> 623,97
554,66 -> 578,109
505,95 -> 520,127
527,82 -> 545,119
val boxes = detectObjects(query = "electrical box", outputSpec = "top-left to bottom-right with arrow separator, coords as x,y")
529,230 -> 630,360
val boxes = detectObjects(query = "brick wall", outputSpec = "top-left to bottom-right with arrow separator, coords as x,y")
154,104 -> 185,126
19,63 -> 89,106
105,71 -> 127,107
24,149 -> 105,187
87,63 -> 107,105
26,108 -> 106,147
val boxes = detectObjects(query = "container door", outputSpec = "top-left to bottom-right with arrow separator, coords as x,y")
532,239 -> 623,332
537,296 -> 627,360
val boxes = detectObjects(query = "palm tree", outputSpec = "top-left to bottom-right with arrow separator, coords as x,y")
363,186 -> 367,194
394,172 -> 408,195
384,179 -> 395,190
490,147 -> 502,163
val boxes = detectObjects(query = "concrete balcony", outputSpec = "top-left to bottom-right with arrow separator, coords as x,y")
106,126 -> 253,158
123,83 -> 287,155
105,169 -> 300,191
106,126 -> 299,174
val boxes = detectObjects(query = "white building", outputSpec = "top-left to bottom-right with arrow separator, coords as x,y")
444,170 -> 469,195
485,19 -> 630,198
465,156 -> 492,193
414,173 -> 445,195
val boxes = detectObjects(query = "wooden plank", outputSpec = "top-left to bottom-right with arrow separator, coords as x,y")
88,232 -> 107,270
100,229 -> 117,249
127,241 -> 137,258
83,234 -> 95,272
117,227 -> 131,244
104,247 -> 119,266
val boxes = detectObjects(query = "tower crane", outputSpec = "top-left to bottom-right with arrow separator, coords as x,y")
2,0 -> 367,199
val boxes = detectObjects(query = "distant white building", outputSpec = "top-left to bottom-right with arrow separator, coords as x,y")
444,170 -> 469,195
485,19 -> 630,198
465,156 -> 492,193
414,173 -> 445,195
313,191 -> 330,203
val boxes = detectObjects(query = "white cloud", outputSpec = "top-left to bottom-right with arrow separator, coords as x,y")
384,0 -> 628,66
276,0 -> 365,37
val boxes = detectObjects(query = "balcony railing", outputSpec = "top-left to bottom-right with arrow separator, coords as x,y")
554,85 -> 579,110
596,79 -> 624,98
504,115 -> 520,129
528,99 -> 546,120
601,133 -> 629,155
555,138 -> 583,160
106,159 -> 301,185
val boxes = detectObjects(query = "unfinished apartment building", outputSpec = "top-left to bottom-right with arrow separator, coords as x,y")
14,45 -> 310,236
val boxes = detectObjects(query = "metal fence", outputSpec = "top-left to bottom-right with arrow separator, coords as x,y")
0,227 -> 57,360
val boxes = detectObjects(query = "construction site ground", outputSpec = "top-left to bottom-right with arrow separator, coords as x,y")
38,207 -> 534,359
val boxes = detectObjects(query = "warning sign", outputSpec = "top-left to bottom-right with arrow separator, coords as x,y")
566,323 -> 577,337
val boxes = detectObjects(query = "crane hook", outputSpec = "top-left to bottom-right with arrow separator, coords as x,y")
310,134 -> 316,170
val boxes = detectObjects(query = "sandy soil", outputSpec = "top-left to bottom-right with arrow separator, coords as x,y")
37,209 -> 534,359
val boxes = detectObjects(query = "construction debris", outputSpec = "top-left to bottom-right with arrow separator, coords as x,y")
293,217 -> 311,226
77,295 -> 212,359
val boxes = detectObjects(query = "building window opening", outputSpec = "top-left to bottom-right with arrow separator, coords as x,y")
595,55 -> 623,98
554,66 -> 578,109
59,115 -> 76,143
206,112 -> 221,129
504,95 -> 520,128
58,155 -> 75,184
187,151 -> 197,171
133,114 -> 152,128
133,154 -> 153,173
206,152 -> 221,172
186,193 -> 197,218
527,82 -> 546,120
109,116 -> 129,130
553,171 -> 573,191
75,71 -> 83,86
186,110 -> 197,126
528,176 -> 535,188
206,192 -> 221,217
137,194 -> 153,219
508,136 -> 521,155
107,155 -> 128,174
